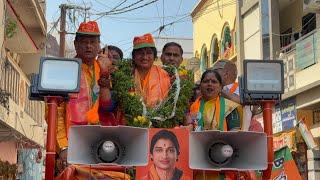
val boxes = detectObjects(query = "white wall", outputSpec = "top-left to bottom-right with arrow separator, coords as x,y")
19,29 -> 46,77
279,0 -> 303,33
243,5 -> 261,59
296,63 -> 320,89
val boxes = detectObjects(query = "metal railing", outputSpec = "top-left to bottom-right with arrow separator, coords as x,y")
279,30 -> 320,93
1,59 -> 20,104
0,58 -> 43,125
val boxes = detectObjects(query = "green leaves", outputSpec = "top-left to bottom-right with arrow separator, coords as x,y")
5,20 -> 18,39
111,61 -> 194,128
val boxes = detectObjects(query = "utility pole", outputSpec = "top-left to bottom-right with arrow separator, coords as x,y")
59,4 -> 91,58
59,4 -> 66,57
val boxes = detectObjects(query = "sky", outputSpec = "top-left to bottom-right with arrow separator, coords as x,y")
46,0 -> 200,58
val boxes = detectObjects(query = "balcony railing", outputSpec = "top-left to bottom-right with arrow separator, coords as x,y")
279,29 -> 320,95
1,59 -> 20,104
0,58 -> 43,126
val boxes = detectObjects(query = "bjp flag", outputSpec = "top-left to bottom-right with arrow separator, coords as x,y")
255,146 -> 302,180
297,116 -> 318,150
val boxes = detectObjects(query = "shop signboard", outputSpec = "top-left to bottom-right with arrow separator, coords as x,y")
273,106 -> 282,133
281,98 -> 296,131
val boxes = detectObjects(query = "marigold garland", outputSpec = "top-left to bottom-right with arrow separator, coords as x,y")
110,60 -> 194,128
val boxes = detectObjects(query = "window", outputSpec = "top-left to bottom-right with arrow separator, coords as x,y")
221,25 -> 231,58
302,13 -> 316,36
211,37 -> 219,64
284,62 -> 287,74
284,77 -> 288,89
313,110 -> 320,124
201,46 -> 208,73
280,28 -> 292,49
288,59 -> 294,71
289,75 -> 294,87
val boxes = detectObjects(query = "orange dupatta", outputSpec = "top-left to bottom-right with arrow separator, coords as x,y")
134,65 -> 171,107
66,60 -> 100,135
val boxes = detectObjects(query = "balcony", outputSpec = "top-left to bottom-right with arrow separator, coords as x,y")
0,55 -> 45,147
6,0 -> 46,35
4,0 -> 46,53
279,30 -> 320,100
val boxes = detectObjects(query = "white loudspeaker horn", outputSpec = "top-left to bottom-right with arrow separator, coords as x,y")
189,130 -> 267,171
68,125 -> 149,166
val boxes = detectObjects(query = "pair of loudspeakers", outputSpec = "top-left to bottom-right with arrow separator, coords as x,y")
68,125 -> 149,166
68,125 -> 267,171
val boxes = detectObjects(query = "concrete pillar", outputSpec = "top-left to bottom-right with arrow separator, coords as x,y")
316,14 -> 320,31
307,149 -> 320,180
0,1 -> 5,61
236,0 -> 244,75
268,0 -> 281,60
0,0 -> 5,89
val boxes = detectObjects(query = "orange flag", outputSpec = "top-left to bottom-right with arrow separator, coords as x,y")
255,146 -> 302,180
297,116 -> 318,149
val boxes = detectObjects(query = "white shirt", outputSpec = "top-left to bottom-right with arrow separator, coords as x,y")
224,83 -> 240,96
224,83 -> 252,131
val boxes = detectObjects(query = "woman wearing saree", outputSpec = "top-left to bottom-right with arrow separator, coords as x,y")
183,69 -> 242,180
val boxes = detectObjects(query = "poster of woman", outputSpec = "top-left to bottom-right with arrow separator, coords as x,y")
136,128 -> 192,180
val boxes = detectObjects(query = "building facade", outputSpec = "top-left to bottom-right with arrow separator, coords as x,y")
0,0 -> 46,179
191,0 -> 237,81
237,0 -> 320,179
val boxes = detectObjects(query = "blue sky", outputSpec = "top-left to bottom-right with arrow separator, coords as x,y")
46,0 -> 199,58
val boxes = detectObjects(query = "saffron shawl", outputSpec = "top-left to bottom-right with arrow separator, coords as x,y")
134,65 -> 171,107
67,60 -> 100,130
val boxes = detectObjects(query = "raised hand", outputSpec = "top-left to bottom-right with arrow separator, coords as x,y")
97,45 -> 113,72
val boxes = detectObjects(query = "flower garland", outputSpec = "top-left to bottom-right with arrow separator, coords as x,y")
110,60 -> 194,128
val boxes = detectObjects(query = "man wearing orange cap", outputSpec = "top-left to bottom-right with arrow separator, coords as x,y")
55,21 -> 124,169
132,33 -> 171,107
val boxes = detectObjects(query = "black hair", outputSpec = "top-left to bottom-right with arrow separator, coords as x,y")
200,69 -> 222,85
75,34 -> 100,42
108,45 -> 123,60
132,46 -> 157,59
150,130 -> 180,156
162,42 -> 183,55
191,85 -> 201,102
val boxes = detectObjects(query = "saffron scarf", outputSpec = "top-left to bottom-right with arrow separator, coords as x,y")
66,60 -> 100,134
134,65 -> 171,107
